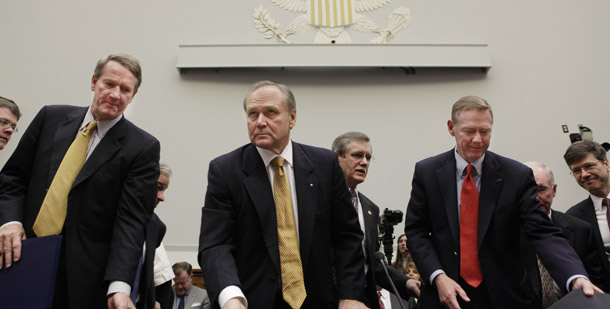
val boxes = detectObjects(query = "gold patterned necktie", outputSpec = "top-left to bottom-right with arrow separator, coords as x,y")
272,156 -> 307,308
33,120 -> 97,236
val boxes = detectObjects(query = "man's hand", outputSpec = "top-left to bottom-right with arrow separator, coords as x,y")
406,278 -> 421,298
434,273 -> 469,309
107,292 -> 135,309
338,299 -> 368,309
572,277 -> 604,296
0,224 -> 25,269
222,297 -> 246,309
154,301 -> 161,309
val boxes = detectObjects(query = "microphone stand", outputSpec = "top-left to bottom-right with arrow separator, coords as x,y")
375,251 -> 406,309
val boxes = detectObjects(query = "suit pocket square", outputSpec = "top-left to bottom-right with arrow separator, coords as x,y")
191,303 -> 201,307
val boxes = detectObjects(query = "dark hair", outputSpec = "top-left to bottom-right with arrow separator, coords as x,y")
564,140 -> 607,167
172,261 -> 193,276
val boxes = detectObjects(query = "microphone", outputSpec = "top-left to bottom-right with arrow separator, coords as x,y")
375,251 -> 406,309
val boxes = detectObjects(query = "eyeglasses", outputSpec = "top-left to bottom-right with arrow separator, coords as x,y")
0,119 -> 17,133
348,152 -> 374,162
570,161 -> 601,177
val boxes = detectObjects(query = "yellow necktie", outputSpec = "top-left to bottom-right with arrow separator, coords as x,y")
33,120 -> 97,236
272,156 -> 307,308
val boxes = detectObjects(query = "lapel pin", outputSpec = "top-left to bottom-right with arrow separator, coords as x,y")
368,210 -> 372,215
309,183 -> 313,187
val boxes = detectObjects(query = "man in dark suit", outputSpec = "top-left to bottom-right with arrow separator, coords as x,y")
0,54 -> 160,309
404,96 -> 600,309
564,140 -> 610,292
332,131 -> 420,308
521,161 -> 599,308
138,162 -> 175,309
198,81 -> 367,309
0,96 -> 21,150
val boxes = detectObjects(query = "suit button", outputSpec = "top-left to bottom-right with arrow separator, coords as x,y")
453,251 -> 458,256
270,276 -> 276,282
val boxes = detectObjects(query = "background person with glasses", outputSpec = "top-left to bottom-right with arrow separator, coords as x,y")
0,96 -> 21,150
565,140 -> 610,292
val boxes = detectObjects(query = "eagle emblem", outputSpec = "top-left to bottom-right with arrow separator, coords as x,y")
253,0 -> 412,43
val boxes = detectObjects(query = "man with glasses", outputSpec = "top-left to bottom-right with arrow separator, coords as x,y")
522,161 -> 599,308
0,96 -> 21,150
171,262 -> 209,309
564,140 -> 610,292
332,131 -> 420,309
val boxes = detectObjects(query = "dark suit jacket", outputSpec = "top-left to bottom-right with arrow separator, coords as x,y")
404,150 -> 587,308
0,105 -> 160,307
567,197 -> 610,291
137,213 -> 167,309
521,210 -> 599,306
198,142 -> 366,308
359,192 -> 410,308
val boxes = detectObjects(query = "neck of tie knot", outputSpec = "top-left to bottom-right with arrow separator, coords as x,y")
83,120 -> 97,136
465,164 -> 475,177
603,198 -> 610,208
272,156 -> 285,176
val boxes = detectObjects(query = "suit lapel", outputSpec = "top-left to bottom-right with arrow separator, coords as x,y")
359,194 -> 378,262
436,151 -> 459,246
478,152 -> 503,248
293,142 -> 318,264
48,108 -> 87,185
73,117 -> 125,188
242,145 -> 280,272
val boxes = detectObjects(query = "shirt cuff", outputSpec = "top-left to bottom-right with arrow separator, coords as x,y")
429,269 -> 445,285
566,275 -> 587,291
107,281 -> 131,296
219,285 -> 247,308
0,221 -> 22,230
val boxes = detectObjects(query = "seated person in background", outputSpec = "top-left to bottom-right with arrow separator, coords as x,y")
392,234 -> 414,276
172,262 -> 210,309
0,96 -> 21,150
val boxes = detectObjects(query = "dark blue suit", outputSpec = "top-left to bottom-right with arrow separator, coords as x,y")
0,105 -> 160,307
567,198 -> 610,291
405,150 -> 587,308
198,142 -> 366,308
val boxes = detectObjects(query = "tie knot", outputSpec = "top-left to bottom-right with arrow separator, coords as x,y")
272,156 -> 285,167
603,198 -> 610,207
465,164 -> 475,177
83,120 -> 97,136
350,189 -> 357,199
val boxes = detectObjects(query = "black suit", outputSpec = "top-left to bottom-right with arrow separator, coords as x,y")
405,150 -> 587,308
198,142 -> 366,308
137,213 -> 169,309
566,197 -> 610,291
521,210 -> 599,306
358,192 -> 411,308
0,105 -> 160,307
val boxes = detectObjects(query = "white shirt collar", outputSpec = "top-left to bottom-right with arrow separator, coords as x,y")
80,106 -> 123,136
590,194 -> 610,212
256,140 -> 294,168
454,147 -> 485,177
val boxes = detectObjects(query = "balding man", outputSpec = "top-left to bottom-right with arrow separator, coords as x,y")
522,161 -> 598,308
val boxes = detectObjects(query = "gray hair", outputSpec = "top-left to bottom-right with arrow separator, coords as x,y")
332,131 -> 371,156
242,80 -> 296,113
523,161 -> 555,186
160,162 -> 172,178
451,95 -> 493,124
0,96 -> 21,120
94,53 -> 143,92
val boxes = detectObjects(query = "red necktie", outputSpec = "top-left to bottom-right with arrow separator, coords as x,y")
460,164 -> 483,287
602,198 -> 610,229
378,291 -> 385,309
